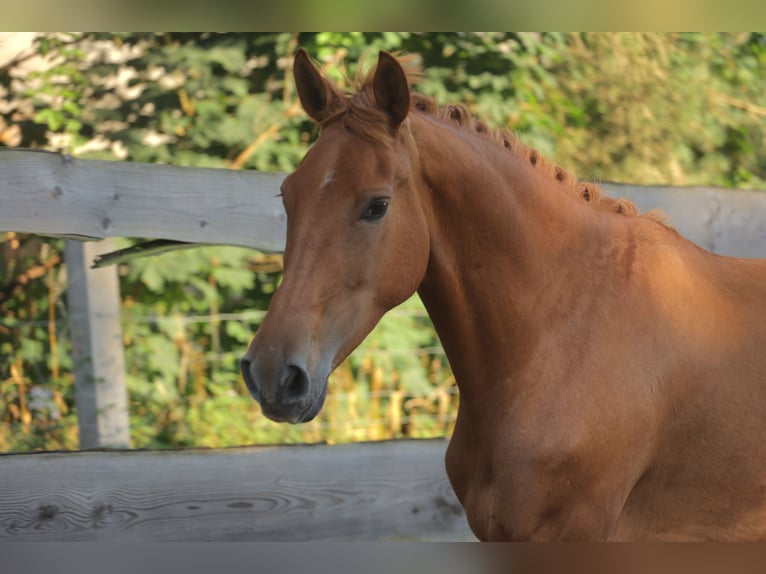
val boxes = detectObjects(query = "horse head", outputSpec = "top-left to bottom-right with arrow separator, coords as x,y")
240,50 -> 431,423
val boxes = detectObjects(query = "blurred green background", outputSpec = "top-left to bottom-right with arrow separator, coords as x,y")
1,33 -> 765,451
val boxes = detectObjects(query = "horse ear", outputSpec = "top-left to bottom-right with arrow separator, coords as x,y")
293,48 -> 339,123
373,50 -> 410,128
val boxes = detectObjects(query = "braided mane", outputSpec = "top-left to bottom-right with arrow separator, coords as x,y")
415,95 -> 644,217
321,55 -> 663,222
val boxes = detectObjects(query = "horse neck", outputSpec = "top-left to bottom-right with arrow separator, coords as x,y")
410,116 -> 606,404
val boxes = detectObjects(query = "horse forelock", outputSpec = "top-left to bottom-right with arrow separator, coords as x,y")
315,52 -> 422,147
324,55 -> 663,223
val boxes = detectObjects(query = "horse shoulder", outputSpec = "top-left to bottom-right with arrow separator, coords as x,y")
447,376 -> 658,541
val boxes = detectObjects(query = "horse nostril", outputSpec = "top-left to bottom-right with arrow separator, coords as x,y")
240,358 -> 259,399
281,365 -> 310,404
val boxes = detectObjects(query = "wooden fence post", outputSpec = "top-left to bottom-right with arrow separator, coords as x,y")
65,239 -> 130,449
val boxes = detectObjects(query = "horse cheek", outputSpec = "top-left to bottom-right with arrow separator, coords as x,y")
378,213 -> 429,310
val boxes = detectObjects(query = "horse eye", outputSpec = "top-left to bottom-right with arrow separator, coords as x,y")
361,198 -> 390,221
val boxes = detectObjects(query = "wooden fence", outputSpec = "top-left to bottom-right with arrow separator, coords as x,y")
0,439 -> 475,541
2,148 -> 766,541
4,148 -> 766,257
2,149 -> 287,448
3,148 -> 766,448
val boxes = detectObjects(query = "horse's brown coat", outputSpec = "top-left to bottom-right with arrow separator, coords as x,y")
242,49 -> 766,540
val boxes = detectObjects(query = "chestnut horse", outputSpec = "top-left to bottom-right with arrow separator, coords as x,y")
241,49 -> 766,540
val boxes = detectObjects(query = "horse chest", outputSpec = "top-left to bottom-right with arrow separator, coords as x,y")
444,405 -> 634,541
445,433 -> 506,540
444,411 -> 541,540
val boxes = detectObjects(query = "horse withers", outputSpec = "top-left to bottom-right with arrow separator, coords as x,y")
241,49 -> 766,540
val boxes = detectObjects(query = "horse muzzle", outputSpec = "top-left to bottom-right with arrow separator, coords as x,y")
240,357 -> 327,424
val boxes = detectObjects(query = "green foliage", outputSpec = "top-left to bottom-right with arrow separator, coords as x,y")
538,33 -> 766,188
0,234 -> 79,451
4,33 -> 765,182
2,33 -> 766,451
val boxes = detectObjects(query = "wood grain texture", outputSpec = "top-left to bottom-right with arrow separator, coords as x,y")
0,440 -> 476,541
0,149 -> 287,252
2,149 -> 765,258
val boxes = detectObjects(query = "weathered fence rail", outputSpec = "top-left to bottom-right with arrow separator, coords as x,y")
2,148 -> 766,258
0,439 -> 475,541
0,149 -> 287,251
617,184 -> 766,259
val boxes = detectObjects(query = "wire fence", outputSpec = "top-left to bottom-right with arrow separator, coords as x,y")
1,293 -> 458,452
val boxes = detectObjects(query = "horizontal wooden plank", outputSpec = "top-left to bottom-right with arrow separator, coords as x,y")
0,149 -> 287,252
0,439 -> 476,542
2,149 -> 765,258
610,183 -> 766,259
